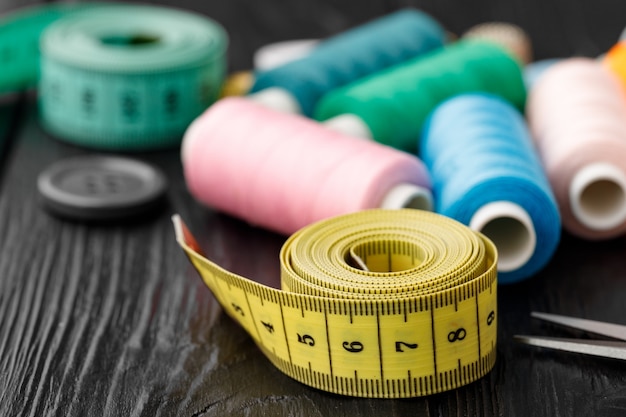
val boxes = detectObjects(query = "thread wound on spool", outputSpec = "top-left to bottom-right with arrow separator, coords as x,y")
604,41 -> 626,88
38,4 -> 228,151
253,38 -> 319,71
249,8 -> 446,116
462,21 -> 533,65
421,93 -> 560,283
220,71 -> 255,97
315,40 -> 527,153
182,97 -> 432,235
524,58 -> 562,91
527,57 -> 626,239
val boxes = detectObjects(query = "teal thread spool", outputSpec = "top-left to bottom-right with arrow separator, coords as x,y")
315,40 -> 527,153
249,8 -> 446,116
38,4 -> 228,151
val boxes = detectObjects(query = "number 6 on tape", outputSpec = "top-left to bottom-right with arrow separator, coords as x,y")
173,209 -> 498,398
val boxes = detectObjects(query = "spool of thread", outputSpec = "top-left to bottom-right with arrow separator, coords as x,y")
421,93 -> 560,283
523,58 -> 562,90
462,21 -> 533,65
253,38 -> 319,71
248,8 -> 446,115
604,41 -> 626,88
315,40 -> 527,153
181,97 -> 433,235
526,57 -> 626,239
220,71 -> 255,97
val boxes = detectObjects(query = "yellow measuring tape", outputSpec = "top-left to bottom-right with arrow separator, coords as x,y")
173,209 -> 498,398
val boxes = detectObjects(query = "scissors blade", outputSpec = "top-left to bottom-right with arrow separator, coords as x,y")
531,312 -> 626,341
514,335 -> 626,361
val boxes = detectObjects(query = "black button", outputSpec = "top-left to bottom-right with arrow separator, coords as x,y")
37,156 -> 167,221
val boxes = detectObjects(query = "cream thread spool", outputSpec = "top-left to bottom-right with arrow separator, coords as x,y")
527,57 -> 626,239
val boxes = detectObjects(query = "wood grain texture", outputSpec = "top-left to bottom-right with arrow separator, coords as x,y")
1,0 -> 626,416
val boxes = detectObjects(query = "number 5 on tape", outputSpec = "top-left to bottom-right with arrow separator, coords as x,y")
172,209 -> 498,399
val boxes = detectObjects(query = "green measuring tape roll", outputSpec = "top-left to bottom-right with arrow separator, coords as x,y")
174,209 -> 498,398
0,3 -> 99,94
36,4 -> 227,151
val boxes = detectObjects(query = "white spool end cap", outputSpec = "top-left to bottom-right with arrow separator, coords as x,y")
247,87 -> 301,114
469,201 -> 536,273
323,114 -> 373,139
180,115 -> 204,165
380,183 -> 433,211
253,39 -> 319,71
569,162 -> 626,231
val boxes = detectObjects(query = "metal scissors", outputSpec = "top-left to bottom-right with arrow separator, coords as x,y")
514,312 -> 626,360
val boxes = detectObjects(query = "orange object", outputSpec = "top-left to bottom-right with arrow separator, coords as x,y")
604,41 -> 626,86
219,70 -> 254,97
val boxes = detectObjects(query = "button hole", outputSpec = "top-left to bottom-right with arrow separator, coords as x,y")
84,176 -> 98,193
105,175 -> 121,193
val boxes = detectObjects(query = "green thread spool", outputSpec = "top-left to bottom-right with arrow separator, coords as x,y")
315,40 -> 526,153
38,4 -> 228,151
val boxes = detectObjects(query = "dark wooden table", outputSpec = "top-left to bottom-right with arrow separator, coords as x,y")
2,0 -> 626,415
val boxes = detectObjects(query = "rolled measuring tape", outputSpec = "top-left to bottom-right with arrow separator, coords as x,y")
34,3 -> 227,151
174,209 -> 498,398
0,3 -> 100,94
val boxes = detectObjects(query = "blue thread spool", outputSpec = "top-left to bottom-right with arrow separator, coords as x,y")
249,8 -> 446,116
421,93 -> 561,283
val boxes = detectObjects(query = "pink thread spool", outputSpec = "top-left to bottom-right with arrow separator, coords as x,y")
526,57 -> 626,239
182,97 -> 432,235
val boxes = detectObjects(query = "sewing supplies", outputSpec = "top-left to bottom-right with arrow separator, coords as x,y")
421,93 -> 561,284
174,208 -> 498,398
526,57 -> 626,240
515,312 -> 626,361
0,3 -> 98,94
219,71 -> 255,97
253,38 -> 320,71
523,58 -> 562,90
219,39 -> 319,98
315,40 -> 527,153
37,156 -> 168,221
462,21 -> 533,64
0,3 -> 227,151
603,39 -> 626,88
36,3 -> 228,151
248,8 -> 446,115
181,97 -> 432,235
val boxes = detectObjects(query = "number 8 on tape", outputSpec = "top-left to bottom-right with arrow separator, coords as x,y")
173,209 -> 498,398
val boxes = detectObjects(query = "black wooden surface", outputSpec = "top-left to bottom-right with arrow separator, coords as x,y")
2,0 -> 626,416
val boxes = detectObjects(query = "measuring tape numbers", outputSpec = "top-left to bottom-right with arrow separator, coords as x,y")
173,209 -> 498,398
9,3 -> 228,151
